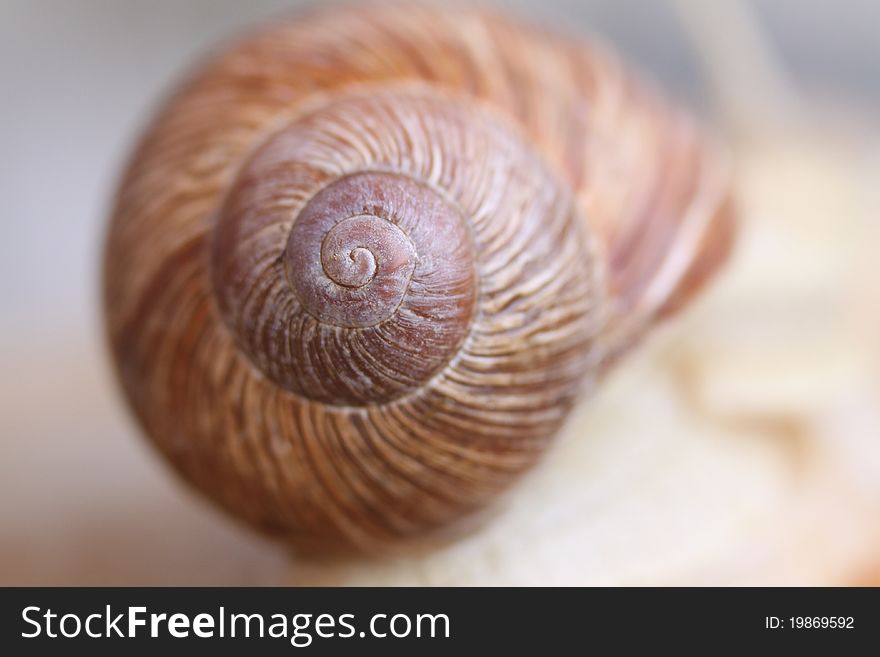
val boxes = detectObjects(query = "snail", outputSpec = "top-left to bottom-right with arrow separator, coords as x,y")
103,3 -> 735,553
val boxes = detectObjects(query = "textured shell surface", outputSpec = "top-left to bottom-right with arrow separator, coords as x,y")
103,3 -> 734,552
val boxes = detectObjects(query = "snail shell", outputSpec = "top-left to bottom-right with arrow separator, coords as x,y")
103,4 -> 735,552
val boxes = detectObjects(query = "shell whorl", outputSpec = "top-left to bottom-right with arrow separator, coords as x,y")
210,88 -> 596,407
103,4 -> 734,551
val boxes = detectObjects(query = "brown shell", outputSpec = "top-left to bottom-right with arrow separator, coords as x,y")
103,3 -> 734,552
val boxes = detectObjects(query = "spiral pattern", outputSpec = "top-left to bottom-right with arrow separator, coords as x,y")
103,4 -> 734,551
208,84 -> 614,409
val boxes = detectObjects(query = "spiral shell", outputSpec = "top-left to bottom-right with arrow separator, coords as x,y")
103,4 -> 734,551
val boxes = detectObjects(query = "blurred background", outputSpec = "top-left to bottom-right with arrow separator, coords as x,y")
1,0 -> 878,585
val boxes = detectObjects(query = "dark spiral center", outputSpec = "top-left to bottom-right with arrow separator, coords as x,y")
284,177 -> 419,329
322,219 -> 378,288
